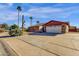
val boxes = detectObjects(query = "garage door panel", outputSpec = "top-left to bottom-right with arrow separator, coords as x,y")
46,26 -> 62,33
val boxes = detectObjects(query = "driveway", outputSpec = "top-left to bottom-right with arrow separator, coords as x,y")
0,32 -> 79,56
19,32 -> 79,56
0,32 -> 56,56
0,32 -> 12,56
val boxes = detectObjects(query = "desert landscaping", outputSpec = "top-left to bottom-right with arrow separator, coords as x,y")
0,3 -> 79,56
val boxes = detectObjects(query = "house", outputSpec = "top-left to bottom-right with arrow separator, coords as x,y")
43,20 -> 69,33
29,20 -> 69,33
28,23 -> 45,32
69,26 -> 77,32
0,24 -> 5,32
77,28 -> 79,32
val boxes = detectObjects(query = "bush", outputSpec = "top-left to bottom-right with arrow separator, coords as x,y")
25,28 -> 29,32
1,23 -> 9,30
9,24 -> 22,36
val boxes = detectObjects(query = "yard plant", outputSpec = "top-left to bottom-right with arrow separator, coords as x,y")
9,24 -> 22,36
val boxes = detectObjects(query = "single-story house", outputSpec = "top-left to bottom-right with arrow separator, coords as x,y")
69,26 -> 77,32
0,24 -> 5,32
77,28 -> 79,32
43,20 -> 69,33
28,20 -> 70,33
28,23 -> 45,32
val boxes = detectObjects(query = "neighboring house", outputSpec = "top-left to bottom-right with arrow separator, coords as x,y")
20,27 -> 26,31
69,26 -> 77,32
29,20 -> 69,33
0,24 -> 5,32
0,24 -> 2,28
28,23 -> 45,32
77,28 -> 79,32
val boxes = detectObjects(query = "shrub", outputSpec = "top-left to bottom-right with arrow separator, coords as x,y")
1,23 -> 9,30
25,28 -> 29,32
9,24 -> 22,36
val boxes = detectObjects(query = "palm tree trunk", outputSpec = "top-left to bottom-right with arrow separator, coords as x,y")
30,19 -> 32,26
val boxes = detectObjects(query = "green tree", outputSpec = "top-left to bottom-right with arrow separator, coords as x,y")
9,24 -> 22,36
36,21 -> 40,24
1,23 -> 9,30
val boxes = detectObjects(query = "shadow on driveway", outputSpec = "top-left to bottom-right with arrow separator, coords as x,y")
0,36 -> 16,38
29,32 -> 62,36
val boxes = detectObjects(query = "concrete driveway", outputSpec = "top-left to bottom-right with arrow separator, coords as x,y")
19,32 -> 79,56
0,32 -> 79,56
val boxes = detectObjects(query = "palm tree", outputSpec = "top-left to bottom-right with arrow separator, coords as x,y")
29,16 -> 33,26
36,21 -> 40,24
17,6 -> 22,27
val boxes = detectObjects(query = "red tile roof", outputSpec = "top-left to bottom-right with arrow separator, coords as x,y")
44,20 -> 69,26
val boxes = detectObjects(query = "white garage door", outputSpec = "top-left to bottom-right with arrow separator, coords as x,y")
46,26 -> 62,33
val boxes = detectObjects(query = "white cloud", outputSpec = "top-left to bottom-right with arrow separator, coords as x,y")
8,3 -> 13,7
0,4 -> 18,21
27,7 -> 62,13
22,6 -> 79,20
0,12 -> 17,20
0,4 -> 13,10
0,3 -> 79,22
0,4 -> 8,9
23,7 -> 68,19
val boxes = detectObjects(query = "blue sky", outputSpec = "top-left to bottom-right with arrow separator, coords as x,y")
0,3 -> 79,28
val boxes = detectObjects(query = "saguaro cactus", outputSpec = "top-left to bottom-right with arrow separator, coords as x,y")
22,15 -> 25,33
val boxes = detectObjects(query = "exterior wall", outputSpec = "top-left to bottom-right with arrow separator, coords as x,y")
62,24 -> 69,33
29,26 -> 39,32
46,25 -> 62,33
65,25 -> 69,32
69,26 -> 77,32
39,26 -> 43,30
29,26 -> 43,32
39,26 -> 43,32
77,29 -> 79,32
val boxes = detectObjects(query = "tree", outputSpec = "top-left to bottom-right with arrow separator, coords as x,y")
17,6 -> 22,27
9,24 -> 22,36
36,21 -> 40,24
1,23 -> 9,30
29,16 -> 33,26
